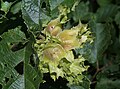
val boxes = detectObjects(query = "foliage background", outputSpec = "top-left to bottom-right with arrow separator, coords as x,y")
0,0 -> 120,89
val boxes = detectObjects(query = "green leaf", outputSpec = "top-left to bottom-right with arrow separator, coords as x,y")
0,27 -> 25,88
106,64 -> 119,73
49,0 -> 64,10
10,1 -> 21,14
96,4 -> 118,22
25,64 -> 42,89
1,26 -> 26,43
115,11 -> 120,29
75,43 -> 92,62
24,32 -> 42,89
1,0 -> 12,13
68,85 -> 84,89
63,0 -> 76,8
22,0 -> 50,32
97,0 -> 112,6
80,77 -> 90,89
3,75 -> 24,89
72,2 -> 92,22
96,78 -> 120,89
89,22 -> 111,63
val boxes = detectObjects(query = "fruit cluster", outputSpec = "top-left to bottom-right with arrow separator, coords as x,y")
35,17 -> 93,85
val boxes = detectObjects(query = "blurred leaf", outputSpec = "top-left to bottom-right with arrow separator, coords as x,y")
72,2 -> 92,22
115,0 -> 120,4
96,78 -> 120,89
75,43 -> 92,62
10,2 -> 21,14
63,0 -> 76,7
49,0 -> 64,10
68,85 -> 84,89
106,64 -> 119,73
96,4 -> 118,22
22,0 -> 50,32
1,0 -> 12,13
50,8 -> 59,18
0,15 -> 7,23
119,33 -> 120,44
89,22 -> 111,63
108,37 -> 120,54
80,77 -> 90,89
97,0 -> 112,6
50,0 -> 76,18
115,11 -> 120,29
0,27 -> 25,88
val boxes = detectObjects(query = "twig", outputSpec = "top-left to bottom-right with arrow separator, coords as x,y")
91,59 -> 113,81
91,60 -> 100,81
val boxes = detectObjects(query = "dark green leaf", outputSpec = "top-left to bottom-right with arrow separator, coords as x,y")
3,75 -> 24,89
115,0 -> 120,5
24,32 -> 42,89
25,64 -> 42,89
96,78 -> 120,89
119,33 -> 120,44
10,2 -> 21,14
75,43 -> 92,62
97,0 -> 112,6
63,0 -> 76,7
2,26 -> 26,43
89,22 -> 111,63
22,0 -> 50,32
68,85 -> 84,89
72,2 -> 92,22
49,0 -> 64,10
115,11 -> 120,29
96,4 -> 118,22
0,27 -> 25,88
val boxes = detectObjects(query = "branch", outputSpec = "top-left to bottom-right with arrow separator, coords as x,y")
91,59 -> 112,81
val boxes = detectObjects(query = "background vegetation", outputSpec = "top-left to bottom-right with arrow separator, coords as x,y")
0,0 -> 120,89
